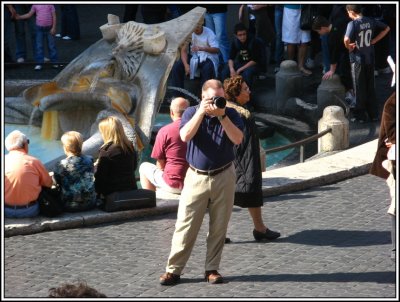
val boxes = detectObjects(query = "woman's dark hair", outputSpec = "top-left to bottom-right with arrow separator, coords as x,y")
223,75 -> 245,103
48,281 -> 107,298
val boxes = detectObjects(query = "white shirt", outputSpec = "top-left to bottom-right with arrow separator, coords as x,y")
189,26 -> 219,78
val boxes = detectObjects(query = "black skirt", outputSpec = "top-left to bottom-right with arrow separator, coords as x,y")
234,190 -> 263,208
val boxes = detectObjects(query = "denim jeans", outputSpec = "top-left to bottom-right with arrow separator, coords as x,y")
4,7 -> 13,62
321,34 -> 330,72
274,5 -> 284,64
60,4 -> 80,40
14,4 -> 36,60
171,58 -> 215,89
35,25 -> 58,63
4,203 -> 40,218
221,61 -> 258,90
204,12 -> 230,64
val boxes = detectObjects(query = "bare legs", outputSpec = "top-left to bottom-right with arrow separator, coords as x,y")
298,43 -> 311,75
140,174 -> 156,191
286,43 -> 312,75
248,207 -> 267,233
286,43 -> 296,61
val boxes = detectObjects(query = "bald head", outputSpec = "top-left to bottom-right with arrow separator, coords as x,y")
170,97 -> 190,119
5,130 -> 28,151
202,79 -> 224,100
202,79 -> 223,92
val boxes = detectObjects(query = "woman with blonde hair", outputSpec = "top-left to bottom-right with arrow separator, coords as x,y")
223,75 -> 280,242
95,116 -> 138,197
54,131 -> 97,212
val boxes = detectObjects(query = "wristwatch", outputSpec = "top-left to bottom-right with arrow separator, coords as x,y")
218,114 -> 226,121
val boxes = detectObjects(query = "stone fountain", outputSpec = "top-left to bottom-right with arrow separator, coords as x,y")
5,7 -> 206,171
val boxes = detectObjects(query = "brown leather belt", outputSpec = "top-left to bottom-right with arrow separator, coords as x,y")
189,162 -> 232,176
5,200 -> 38,209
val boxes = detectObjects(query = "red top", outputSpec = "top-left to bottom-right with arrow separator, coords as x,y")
151,119 -> 188,190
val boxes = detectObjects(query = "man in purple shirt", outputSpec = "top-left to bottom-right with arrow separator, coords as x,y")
139,97 -> 190,194
160,79 -> 244,286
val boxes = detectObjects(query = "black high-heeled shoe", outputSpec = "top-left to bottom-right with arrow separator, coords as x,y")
253,229 -> 281,241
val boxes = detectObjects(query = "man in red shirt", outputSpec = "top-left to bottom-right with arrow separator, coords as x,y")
139,97 -> 190,194
5,130 -> 53,218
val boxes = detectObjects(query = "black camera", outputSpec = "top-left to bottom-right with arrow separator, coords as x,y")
211,96 -> 226,109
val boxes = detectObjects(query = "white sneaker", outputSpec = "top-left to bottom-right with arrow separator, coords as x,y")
17,58 -> 25,63
374,70 -> 379,77
34,65 -> 42,71
62,36 -> 72,40
305,58 -> 315,69
44,57 -> 50,62
345,91 -> 356,108
55,33 -> 62,38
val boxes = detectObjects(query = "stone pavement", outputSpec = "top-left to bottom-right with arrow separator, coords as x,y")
3,138 -> 398,298
4,172 -> 396,298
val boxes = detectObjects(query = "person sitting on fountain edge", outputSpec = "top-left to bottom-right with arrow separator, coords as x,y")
220,22 -> 265,92
4,130 -> 53,218
94,116 -> 138,199
169,23 -> 220,93
139,97 -> 190,194
53,131 -> 97,212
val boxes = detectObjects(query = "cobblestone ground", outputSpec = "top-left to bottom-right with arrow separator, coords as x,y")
4,174 -> 396,298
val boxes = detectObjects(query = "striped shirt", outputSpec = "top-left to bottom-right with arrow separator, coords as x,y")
31,5 -> 55,27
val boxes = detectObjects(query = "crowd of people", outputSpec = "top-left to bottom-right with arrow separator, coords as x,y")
5,4 -> 81,70
166,4 -> 394,122
4,4 -> 396,285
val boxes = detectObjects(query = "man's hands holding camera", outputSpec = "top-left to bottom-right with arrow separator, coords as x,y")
200,96 -> 226,119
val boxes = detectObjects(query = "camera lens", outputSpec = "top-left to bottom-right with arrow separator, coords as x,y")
212,96 -> 226,109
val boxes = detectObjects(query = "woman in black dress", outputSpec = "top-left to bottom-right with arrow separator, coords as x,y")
223,75 -> 280,241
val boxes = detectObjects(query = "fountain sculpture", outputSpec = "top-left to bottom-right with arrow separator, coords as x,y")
5,7 -> 206,170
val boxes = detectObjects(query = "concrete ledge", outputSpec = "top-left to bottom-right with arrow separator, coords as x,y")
4,197 -> 179,237
262,139 -> 376,196
5,79 -> 50,97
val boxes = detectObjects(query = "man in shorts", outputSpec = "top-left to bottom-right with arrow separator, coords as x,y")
139,97 -> 190,194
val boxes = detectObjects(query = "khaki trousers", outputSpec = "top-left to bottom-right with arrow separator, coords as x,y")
166,164 -> 236,275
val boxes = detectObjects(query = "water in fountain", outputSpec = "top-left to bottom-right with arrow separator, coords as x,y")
27,106 -> 40,136
89,72 -> 100,93
167,86 -> 201,103
4,124 -> 65,165
139,114 -> 294,169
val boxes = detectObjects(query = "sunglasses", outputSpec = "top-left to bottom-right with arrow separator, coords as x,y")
26,139 -> 30,145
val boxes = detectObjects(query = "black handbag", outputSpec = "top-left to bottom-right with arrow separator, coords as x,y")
101,189 -> 156,212
300,5 -> 318,31
38,186 -> 64,217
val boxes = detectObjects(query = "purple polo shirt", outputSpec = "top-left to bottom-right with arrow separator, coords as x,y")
180,106 -> 244,171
